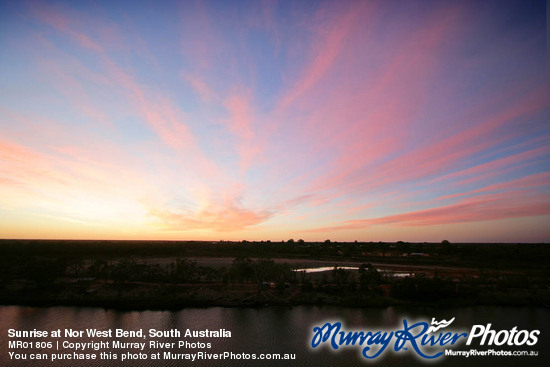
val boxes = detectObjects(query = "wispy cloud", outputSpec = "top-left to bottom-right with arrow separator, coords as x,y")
149,203 -> 271,233
1,0 -> 548,241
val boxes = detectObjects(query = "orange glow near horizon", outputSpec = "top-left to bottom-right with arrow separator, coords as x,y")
1,1 -> 549,243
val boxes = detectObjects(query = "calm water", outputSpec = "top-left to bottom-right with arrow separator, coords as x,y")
1,305 -> 548,366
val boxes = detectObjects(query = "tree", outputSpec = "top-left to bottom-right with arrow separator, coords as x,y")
359,264 -> 381,289
441,239 -> 450,245
332,267 -> 350,285
397,241 -> 411,256
231,257 -> 254,282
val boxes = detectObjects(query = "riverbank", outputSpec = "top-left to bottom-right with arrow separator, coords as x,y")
2,241 -> 548,311
2,277 -> 548,311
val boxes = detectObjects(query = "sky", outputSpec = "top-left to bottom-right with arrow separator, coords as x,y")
0,0 -> 549,243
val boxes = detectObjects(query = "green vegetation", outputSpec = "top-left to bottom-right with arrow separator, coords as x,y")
0,240 -> 548,309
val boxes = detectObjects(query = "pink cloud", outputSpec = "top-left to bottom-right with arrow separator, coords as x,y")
11,0 -> 548,241
305,188 -> 550,233
35,5 -> 229,182
260,0 -> 281,54
0,138 -> 109,208
265,4 -> 549,223
438,171 -> 550,202
182,73 -> 219,102
333,83 -> 548,197
31,3 -> 200,153
224,93 -> 254,140
276,5 -> 467,201
149,200 -> 272,232
430,144 -> 549,186
1,133 -> 145,193
277,1 -> 373,111
29,2 -> 104,53
223,92 -> 264,172
38,60 -> 111,129
177,1 -> 221,71
0,141 -> 57,198
26,3 -> 267,230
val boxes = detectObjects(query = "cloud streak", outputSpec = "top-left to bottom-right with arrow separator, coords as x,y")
1,0 -> 548,241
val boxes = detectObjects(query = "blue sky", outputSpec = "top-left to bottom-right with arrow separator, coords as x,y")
0,0 -> 549,242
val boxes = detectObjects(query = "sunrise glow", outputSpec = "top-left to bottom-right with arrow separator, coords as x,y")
1,0 -> 549,242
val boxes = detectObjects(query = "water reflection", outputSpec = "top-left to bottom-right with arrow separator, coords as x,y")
294,266 -> 358,273
293,266 -> 412,278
